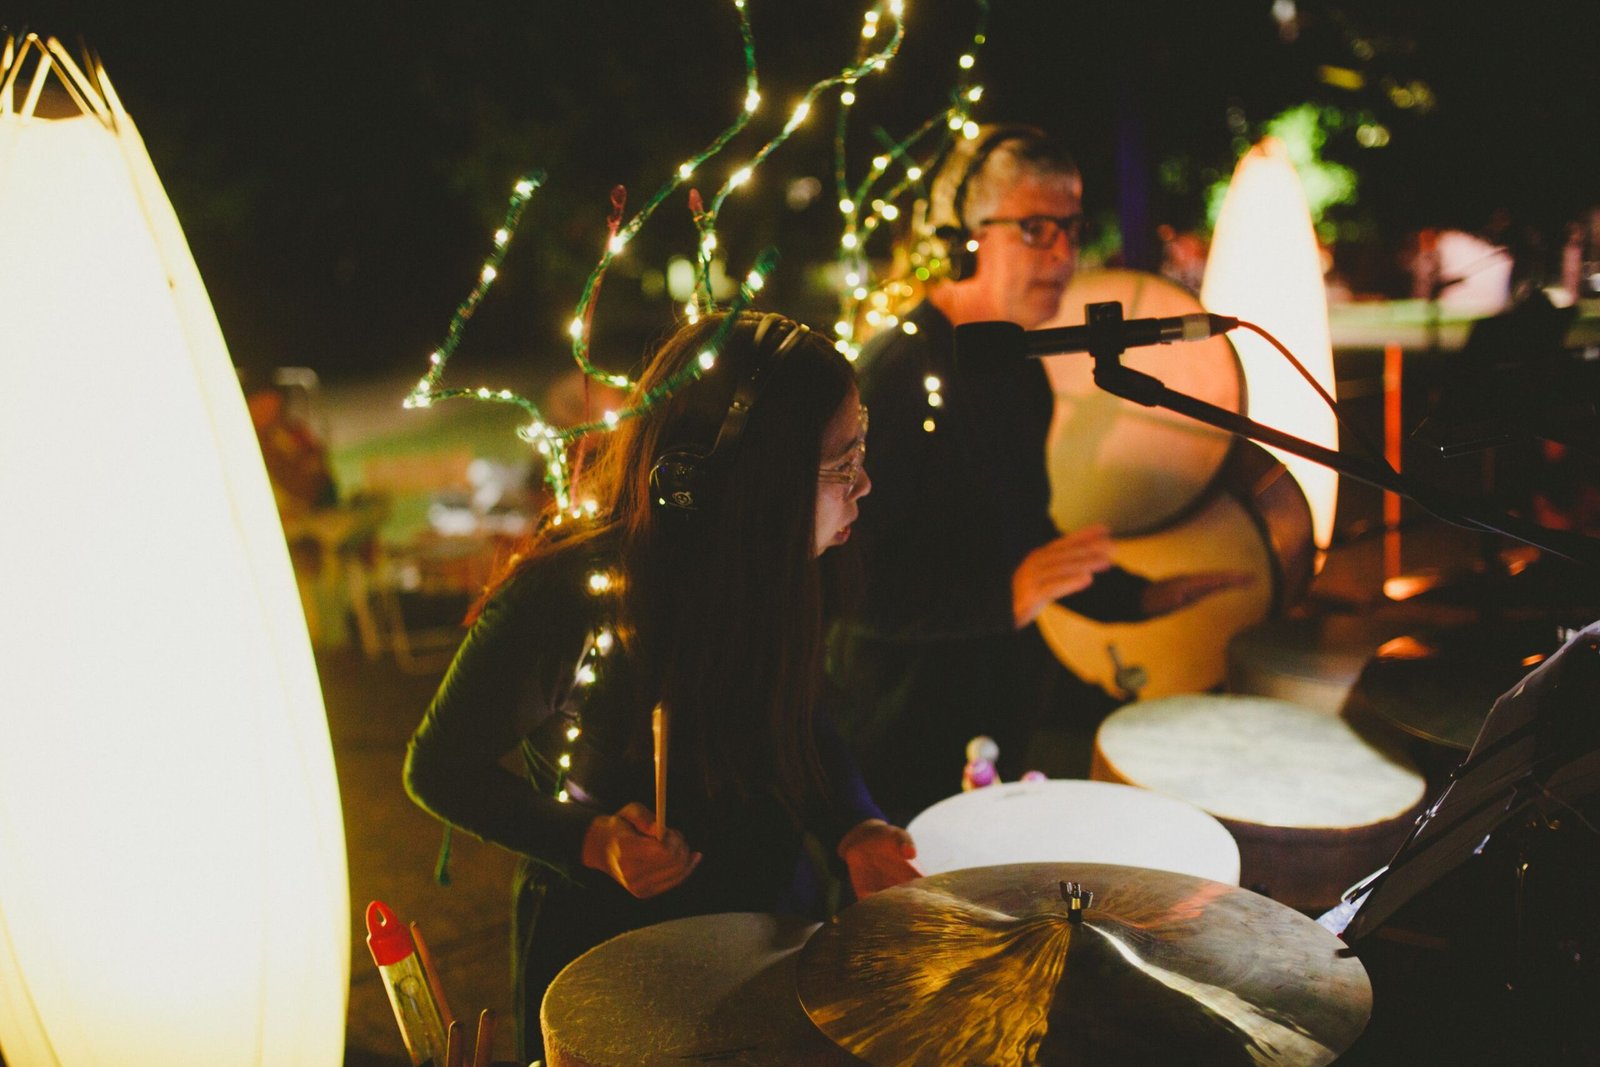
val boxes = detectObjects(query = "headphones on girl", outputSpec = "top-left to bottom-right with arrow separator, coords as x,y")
649,314 -> 812,512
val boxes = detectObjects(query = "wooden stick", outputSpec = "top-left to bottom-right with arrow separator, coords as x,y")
471,1008 -> 497,1067
652,702 -> 669,839
409,920 -> 455,1029
445,1019 -> 465,1067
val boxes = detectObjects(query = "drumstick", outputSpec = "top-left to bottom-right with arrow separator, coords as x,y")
471,1008 -> 497,1067
444,1019 -> 465,1067
408,920 -> 455,1029
653,702 -> 669,840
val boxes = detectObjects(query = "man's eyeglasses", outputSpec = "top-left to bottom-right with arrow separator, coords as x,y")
978,213 -> 1084,249
817,406 -> 868,491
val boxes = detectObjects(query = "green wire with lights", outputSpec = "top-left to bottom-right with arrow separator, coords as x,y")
831,0 -> 991,360
403,0 -> 915,511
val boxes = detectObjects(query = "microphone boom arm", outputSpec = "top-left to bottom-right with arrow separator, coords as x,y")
1074,300 -> 1600,570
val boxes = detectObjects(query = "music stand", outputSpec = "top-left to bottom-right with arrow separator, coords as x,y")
1337,619 -> 1600,941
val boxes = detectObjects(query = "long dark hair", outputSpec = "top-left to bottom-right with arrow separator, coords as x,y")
479,311 -> 856,804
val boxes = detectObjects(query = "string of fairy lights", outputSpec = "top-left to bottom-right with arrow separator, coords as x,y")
832,0 -> 990,360
404,0 -> 912,512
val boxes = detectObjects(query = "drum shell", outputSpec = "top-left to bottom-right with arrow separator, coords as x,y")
1043,268 -> 1244,537
907,778 -> 1241,885
1038,439 -> 1314,699
541,913 -> 859,1067
1090,694 -> 1427,911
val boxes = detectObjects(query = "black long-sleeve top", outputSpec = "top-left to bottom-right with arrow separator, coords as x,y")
850,299 -> 1149,640
404,532 -> 883,915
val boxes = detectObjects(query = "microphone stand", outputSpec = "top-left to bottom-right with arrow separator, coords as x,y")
1073,300 -> 1600,571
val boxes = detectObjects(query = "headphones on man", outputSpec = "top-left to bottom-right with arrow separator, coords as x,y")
929,124 -> 1047,282
648,313 -> 812,512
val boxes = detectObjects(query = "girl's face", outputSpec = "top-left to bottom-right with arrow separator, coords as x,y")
814,388 -> 871,556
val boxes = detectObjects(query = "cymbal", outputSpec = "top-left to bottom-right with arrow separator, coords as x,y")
797,863 -> 1370,1067
1348,620 -> 1569,751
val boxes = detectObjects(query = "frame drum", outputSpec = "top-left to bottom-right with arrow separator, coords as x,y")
906,778 -> 1241,885
1037,439 -> 1314,699
542,913 -> 859,1066
1041,269 -> 1244,537
1090,694 -> 1428,910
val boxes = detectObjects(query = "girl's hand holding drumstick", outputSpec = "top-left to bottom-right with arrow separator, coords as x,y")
578,702 -> 700,898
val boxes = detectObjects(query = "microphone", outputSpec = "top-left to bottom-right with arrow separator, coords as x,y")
956,312 -> 1239,362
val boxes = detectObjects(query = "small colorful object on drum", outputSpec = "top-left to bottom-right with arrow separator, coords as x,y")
962,735 -> 1000,791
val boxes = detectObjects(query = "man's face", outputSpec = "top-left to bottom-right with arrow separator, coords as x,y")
965,173 -> 1081,328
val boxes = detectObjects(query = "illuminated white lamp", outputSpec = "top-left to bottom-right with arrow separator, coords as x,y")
0,37 -> 347,1065
1200,136 -> 1339,550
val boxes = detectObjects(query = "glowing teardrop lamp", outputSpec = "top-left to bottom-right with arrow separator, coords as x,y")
1201,137 -> 1340,550
0,38 -> 348,1065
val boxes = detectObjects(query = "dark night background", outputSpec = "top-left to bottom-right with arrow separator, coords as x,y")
9,0 -> 1600,385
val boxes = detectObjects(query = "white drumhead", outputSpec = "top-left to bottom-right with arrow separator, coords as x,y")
1042,269 -> 1243,536
906,778 -> 1241,885
1093,694 -> 1426,830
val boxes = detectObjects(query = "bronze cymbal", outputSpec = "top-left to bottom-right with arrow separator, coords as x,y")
796,863 -> 1371,1067
1348,621 -> 1569,751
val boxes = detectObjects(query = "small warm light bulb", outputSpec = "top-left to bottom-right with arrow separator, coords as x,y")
698,350 -> 717,370
928,392 -> 943,407
902,320 -> 919,335
608,234 -> 626,254
853,286 -> 869,300
602,410 -> 620,428
480,265 -> 497,283
595,630 -> 614,652
834,320 -> 852,337
841,233 -> 859,250
493,228 -> 510,247
588,571 -> 612,593
729,166 -> 752,188
839,198 -> 855,214
476,387 -> 492,399
889,0 -> 904,15
568,317 -> 585,339
841,89 -> 857,106
557,789 -> 570,803
965,238 -> 980,252
865,309 -> 883,326
871,155 -> 889,172
745,88 -> 761,113
701,232 -> 718,253
515,178 -> 535,195
745,271 -> 765,291
880,203 -> 900,221
428,351 -> 443,365
576,666 -> 596,686
862,21 -> 877,38
906,165 -> 923,181
582,498 -> 599,516
566,725 -> 581,742
678,162 -> 695,179
923,417 -> 937,432
845,271 -> 861,286
967,86 -> 984,102
948,114 -> 965,131
790,101 -> 811,126
958,53 -> 975,69
924,375 -> 942,392
963,120 -> 979,139
498,389 -> 513,400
